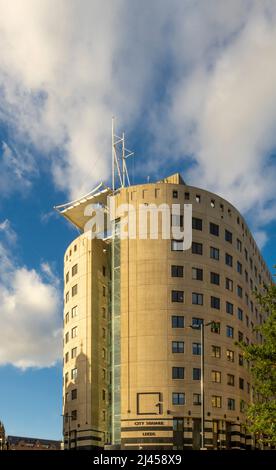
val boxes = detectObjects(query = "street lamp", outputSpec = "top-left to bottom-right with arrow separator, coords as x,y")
190,320 -> 213,450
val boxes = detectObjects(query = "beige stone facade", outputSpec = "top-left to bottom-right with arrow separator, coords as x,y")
60,174 -> 272,450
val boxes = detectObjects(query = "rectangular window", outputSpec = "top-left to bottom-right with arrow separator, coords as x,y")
72,284 -> 78,296
192,342 -> 201,355
225,277 -> 233,291
195,194 -> 201,203
72,264 -> 78,276
225,229 -> 233,243
171,239 -> 184,251
172,341 -> 184,353
65,332 -> 69,344
71,368 -> 78,380
211,345 -> 221,358
102,265 -> 106,276
171,265 -> 184,277
211,322 -> 220,334
172,190 -> 178,199
228,398 -> 235,410
171,316 -> 184,328
212,396 -> 222,408
192,317 -> 203,327
227,374 -> 235,386
71,326 -> 78,338
71,389 -> 77,400
238,331 -> 244,342
237,285 -> 243,298
71,347 -> 77,359
225,253 -> 233,267
65,292 -> 69,303
192,217 -> 203,230
210,272 -> 220,285
237,239 -> 242,252
171,214 -> 183,227
244,248 -> 248,260
212,370 -> 221,383
210,246 -> 219,260
71,410 -> 77,421
65,372 -> 68,384
226,325 -> 234,338
172,392 -> 185,405
65,352 -> 69,363
192,292 -> 203,305
71,305 -> 78,318
210,222 -> 219,236
193,368 -> 201,380
237,308 -> 243,321
192,242 -> 203,255
227,349 -> 234,362
192,267 -> 203,280
245,270 -> 248,282
65,272 -> 69,284
172,367 -> 185,379
65,312 -> 69,324
184,192 -> 190,200
172,290 -> 184,303
226,301 -> 234,315
211,296 -> 220,309
193,393 -> 201,405
239,377 -> 244,390
237,261 -> 242,274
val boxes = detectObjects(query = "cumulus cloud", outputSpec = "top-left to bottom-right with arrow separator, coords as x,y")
0,0 -> 275,243
0,222 -> 62,369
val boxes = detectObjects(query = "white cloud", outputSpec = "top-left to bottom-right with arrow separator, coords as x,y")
0,0 -> 275,244
0,226 -> 62,369
0,218 -> 17,244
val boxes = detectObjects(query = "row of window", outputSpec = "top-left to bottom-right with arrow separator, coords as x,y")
172,393 -> 246,411
64,409 -> 106,423
65,283 -> 107,304
65,243 -> 78,262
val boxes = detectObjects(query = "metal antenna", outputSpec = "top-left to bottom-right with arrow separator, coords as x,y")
112,117 -> 134,191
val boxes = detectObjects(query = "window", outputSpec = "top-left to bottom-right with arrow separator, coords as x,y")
172,290 -> 184,303
71,347 -> 77,359
225,253 -> 233,267
238,308 -> 243,321
237,239 -> 242,252
192,217 -> 202,230
172,190 -> 178,199
225,278 -> 233,291
65,272 -> 69,284
195,194 -> 201,203
103,285 -> 106,297
72,264 -> 78,276
65,292 -> 69,303
65,372 -> 68,384
172,341 -> 184,353
227,374 -> 235,386
210,272 -> 220,285
212,370 -> 221,383
192,242 -> 203,255
237,261 -> 242,274
227,349 -> 234,362
74,244 -> 77,252
211,296 -> 220,309
102,265 -> 106,276
210,199 -> 215,208
226,325 -> 234,338
71,326 -> 78,338
71,368 -> 78,380
212,396 -> 222,408
71,305 -> 78,318
237,285 -> 243,298
192,343 -> 201,355
244,248 -> 248,260
171,240 -> 184,251
226,302 -> 234,315
193,393 -> 201,405
238,331 -> 243,342
245,270 -> 248,282
65,312 -> 69,324
102,389 -> 106,401
171,214 -> 183,227
184,192 -> 190,200
172,367 -> 184,379
211,345 -> 221,358
192,317 -> 203,327
240,400 -> 245,413
228,398 -> 235,410
192,267 -> 203,280
65,332 -> 69,344
65,352 -> 69,363
239,378 -> 244,390
71,389 -> 77,400
239,354 -> 244,366
171,265 -> 184,277
225,229 -> 232,243
71,410 -> 77,421
192,292 -> 203,305
211,322 -> 220,334
72,284 -> 78,296
210,222 -> 219,236
210,246 -> 219,260
172,393 -> 185,405
102,307 -> 106,318
193,368 -> 201,380
172,316 -> 184,328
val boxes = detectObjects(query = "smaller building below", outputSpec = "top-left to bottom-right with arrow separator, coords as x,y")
6,435 -> 61,451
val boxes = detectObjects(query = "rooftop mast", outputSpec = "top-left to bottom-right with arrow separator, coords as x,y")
112,117 -> 134,191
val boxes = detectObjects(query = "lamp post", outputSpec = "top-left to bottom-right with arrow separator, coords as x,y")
190,320 -> 213,450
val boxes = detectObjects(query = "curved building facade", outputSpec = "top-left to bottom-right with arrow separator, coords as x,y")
58,174 -> 272,450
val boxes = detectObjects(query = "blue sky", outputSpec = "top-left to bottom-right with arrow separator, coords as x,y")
0,1 -> 276,440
